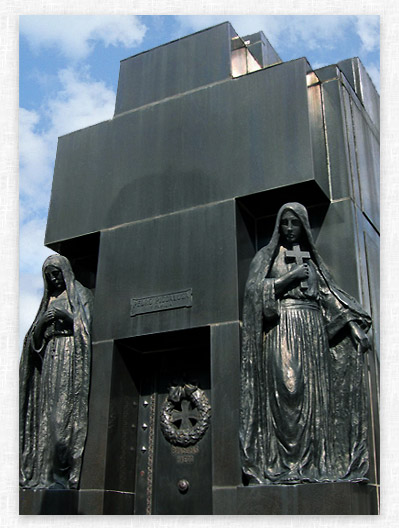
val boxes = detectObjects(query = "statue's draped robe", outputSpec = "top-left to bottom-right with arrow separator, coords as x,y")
240,203 -> 371,484
19,255 -> 93,489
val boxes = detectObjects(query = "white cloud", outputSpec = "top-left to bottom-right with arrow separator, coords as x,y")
175,15 -> 380,96
281,16 -> 351,50
355,16 -> 380,53
20,15 -> 147,61
19,108 -> 54,222
46,68 -> 116,137
175,15 -> 354,52
20,68 -> 116,222
19,217 -> 54,274
364,62 -> 380,93
19,67 -> 116,340
176,15 -> 262,39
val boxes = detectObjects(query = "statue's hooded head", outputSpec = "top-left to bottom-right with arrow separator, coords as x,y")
269,203 -> 315,252
42,254 -> 74,291
40,254 -> 80,314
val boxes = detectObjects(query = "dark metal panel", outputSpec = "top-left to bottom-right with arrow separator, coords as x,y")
19,489 -> 79,515
104,343 -> 140,493
307,81 -> 329,197
242,31 -> 282,67
236,482 -> 378,514
314,64 -> 340,82
337,58 -> 357,93
45,59 -> 317,245
79,340 -> 114,491
321,80 -> 352,200
114,22 -> 233,114
210,323 -> 241,487
351,100 -> 380,231
338,58 -> 380,131
103,491 -> 135,515
235,201 -> 256,321
92,201 -> 238,342
357,59 -> 380,131
78,490 -> 105,515
315,199 -> 361,301
341,85 -> 362,206
45,120 -> 114,243
212,487 -> 238,514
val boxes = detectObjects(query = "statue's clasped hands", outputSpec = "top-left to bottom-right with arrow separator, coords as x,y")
42,307 -> 72,325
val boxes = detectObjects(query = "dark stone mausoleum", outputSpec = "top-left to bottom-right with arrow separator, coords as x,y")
20,22 -> 379,515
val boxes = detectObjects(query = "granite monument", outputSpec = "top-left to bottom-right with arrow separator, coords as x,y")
20,22 -> 379,515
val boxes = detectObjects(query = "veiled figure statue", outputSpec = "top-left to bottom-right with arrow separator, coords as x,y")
19,254 -> 93,489
240,203 -> 372,485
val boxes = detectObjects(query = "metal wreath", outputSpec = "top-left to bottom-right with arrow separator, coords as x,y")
160,384 -> 211,447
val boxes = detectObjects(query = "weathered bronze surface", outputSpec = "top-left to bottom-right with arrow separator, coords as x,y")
129,338 -> 213,515
240,203 -> 371,485
19,255 -> 93,489
160,382 -> 211,447
130,289 -> 193,316
21,22 -> 379,514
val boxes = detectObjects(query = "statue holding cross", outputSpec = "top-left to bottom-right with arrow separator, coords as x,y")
240,202 -> 372,485
285,244 -> 311,290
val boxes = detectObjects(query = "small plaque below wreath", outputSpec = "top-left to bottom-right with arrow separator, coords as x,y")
160,383 -> 211,447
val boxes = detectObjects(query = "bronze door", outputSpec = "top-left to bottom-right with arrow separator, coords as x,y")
134,347 -> 212,515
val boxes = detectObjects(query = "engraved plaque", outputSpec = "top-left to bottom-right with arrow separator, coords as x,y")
130,289 -> 192,316
171,445 -> 200,464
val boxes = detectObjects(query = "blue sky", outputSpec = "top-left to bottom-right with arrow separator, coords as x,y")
19,14 -> 380,343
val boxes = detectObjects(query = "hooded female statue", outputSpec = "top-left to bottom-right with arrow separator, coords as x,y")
19,254 -> 93,489
240,203 -> 371,485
